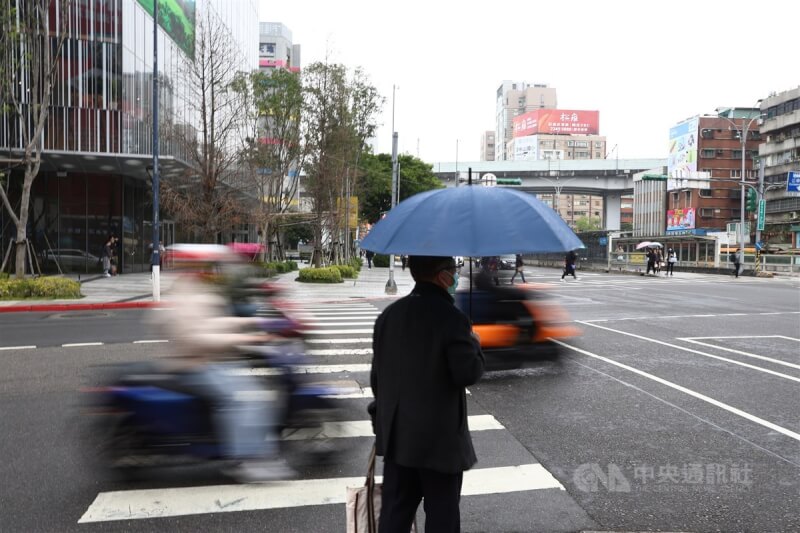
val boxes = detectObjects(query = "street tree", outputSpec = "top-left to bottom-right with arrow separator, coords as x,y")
160,8 -> 245,243
234,68 -> 305,259
358,153 -> 442,223
575,216 -> 602,232
301,61 -> 381,266
0,0 -> 70,277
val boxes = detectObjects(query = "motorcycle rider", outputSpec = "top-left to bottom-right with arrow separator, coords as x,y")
156,244 -> 294,483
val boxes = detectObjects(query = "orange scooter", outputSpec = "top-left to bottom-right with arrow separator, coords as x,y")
455,282 -> 581,370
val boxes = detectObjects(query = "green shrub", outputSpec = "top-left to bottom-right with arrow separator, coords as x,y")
285,260 -> 298,271
0,276 -> 81,300
331,264 -> 357,279
349,257 -> 362,272
297,267 -> 343,283
373,254 -> 390,267
0,272 -> 9,281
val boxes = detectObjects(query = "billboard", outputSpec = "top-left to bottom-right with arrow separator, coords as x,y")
666,208 -> 696,232
667,116 -> 699,186
512,135 -> 538,160
137,0 -> 196,59
512,109 -> 599,137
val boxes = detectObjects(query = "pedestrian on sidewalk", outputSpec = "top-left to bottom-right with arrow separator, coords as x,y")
368,255 -> 484,532
101,235 -> 113,277
401,255 -> 408,271
561,249 -> 578,281
365,250 -> 375,270
666,248 -> 677,276
732,248 -> 742,278
645,248 -> 656,276
509,253 -> 526,284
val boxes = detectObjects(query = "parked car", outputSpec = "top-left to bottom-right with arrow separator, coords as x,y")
41,249 -> 100,271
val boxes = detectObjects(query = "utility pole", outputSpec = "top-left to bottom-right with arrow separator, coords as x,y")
754,159 -> 765,275
151,0 -> 161,301
385,85 -> 398,294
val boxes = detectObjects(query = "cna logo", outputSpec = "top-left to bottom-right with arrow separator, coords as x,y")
573,463 -> 631,493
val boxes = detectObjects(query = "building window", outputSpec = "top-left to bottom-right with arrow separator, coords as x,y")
701,149 -> 716,158
698,188 -> 713,197
701,129 -> 714,139
733,150 -> 743,158
594,142 -> 603,148
700,208 -> 717,217
595,152 -> 601,158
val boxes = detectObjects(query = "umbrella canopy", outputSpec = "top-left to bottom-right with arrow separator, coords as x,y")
636,241 -> 663,249
360,186 -> 583,256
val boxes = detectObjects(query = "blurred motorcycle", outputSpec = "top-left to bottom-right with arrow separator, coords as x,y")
455,282 -> 581,370
81,321 -> 341,480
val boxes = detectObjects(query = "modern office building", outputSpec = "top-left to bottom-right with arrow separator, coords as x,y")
1,0 -> 259,273
758,87 -> 800,245
480,130 -> 495,161
495,81 -> 556,162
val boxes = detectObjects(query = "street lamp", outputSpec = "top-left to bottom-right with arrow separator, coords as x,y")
717,106 -> 763,272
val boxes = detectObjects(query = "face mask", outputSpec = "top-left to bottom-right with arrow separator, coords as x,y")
446,271 -> 459,295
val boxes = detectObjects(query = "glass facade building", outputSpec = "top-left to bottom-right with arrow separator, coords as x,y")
1,0 -> 258,274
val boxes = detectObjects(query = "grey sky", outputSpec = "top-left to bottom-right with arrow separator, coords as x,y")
258,0 -> 797,164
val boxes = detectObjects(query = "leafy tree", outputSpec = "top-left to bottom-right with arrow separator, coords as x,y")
233,68 -> 305,259
281,217 -> 314,249
301,61 -> 381,266
358,153 -> 442,223
0,0 -> 70,277
575,216 -> 602,232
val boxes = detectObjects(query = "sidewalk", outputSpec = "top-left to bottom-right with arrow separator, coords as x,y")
0,263 -> 416,312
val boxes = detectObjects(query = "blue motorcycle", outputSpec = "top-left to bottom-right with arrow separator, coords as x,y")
83,336 -> 341,480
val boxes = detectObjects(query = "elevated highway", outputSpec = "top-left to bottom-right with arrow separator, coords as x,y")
431,158 -> 667,230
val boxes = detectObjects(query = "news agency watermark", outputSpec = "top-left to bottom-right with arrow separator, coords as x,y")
573,462 -> 753,493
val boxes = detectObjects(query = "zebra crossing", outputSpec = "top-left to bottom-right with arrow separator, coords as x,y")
77,301 -> 568,527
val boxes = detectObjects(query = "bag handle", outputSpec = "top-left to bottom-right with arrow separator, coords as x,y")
366,443 -> 378,533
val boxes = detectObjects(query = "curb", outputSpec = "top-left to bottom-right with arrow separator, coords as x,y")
0,301 -> 157,314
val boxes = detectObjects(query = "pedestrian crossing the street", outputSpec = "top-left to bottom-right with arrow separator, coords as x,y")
77,301 -> 567,526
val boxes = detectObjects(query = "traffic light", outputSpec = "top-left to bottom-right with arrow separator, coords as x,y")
746,188 -> 758,212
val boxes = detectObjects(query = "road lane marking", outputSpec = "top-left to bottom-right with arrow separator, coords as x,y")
240,364 -> 371,376
678,338 -> 800,370
305,329 -> 373,335
301,315 -> 379,321
299,312 -> 380,316
0,345 -> 36,351
62,342 -> 104,347
307,348 -> 372,356
576,321 -> 800,384
283,414 -> 503,440
304,322 -> 376,327
78,463 -> 561,522
687,335 -> 800,342
305,338 -> 372,344
582,311 -> 800,323
565,349 -> 800,468
132,340 -> 169,344
553,339 -> 800,443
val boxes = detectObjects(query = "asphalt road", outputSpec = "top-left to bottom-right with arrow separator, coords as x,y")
0,268 -> 798,532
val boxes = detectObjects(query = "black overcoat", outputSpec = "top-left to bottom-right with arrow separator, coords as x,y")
369,282 -> 485,474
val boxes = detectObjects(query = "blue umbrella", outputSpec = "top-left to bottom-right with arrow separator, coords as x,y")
360,186 -> 583,256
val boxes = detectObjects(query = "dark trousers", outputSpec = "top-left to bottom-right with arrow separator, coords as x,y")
733,263 -> 740,278
665,262 -> 675,275
561,264 -> 576,279
510,268 -> 525,283
379,459 -> 463,533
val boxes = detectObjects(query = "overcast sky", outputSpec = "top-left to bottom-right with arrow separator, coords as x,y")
257,0 -> 797,164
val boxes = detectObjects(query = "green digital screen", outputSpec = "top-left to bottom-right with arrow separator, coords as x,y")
137,0 -> 196,59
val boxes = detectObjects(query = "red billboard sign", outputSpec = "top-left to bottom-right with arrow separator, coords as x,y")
513,109 -> 599,137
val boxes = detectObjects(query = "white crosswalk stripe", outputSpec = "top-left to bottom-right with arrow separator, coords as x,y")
78,301 -> 566,524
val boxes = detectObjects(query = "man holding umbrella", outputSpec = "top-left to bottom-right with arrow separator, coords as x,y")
368,255 -> 484,532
